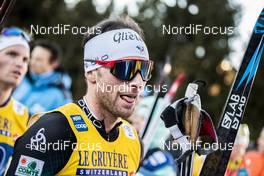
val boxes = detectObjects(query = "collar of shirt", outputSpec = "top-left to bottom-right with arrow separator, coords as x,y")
76,98 -> 122,142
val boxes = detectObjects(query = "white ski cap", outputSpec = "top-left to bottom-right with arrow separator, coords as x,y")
83,28 -> 149,72
0,36 -> 30,51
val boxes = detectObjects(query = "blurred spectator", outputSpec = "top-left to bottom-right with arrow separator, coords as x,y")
128,95 -> 177,176
242,127 -> 264,176
13,40 -> 72,115
0,27 -> 30,175
225,124 -> 250,176
129,95 -> 171,149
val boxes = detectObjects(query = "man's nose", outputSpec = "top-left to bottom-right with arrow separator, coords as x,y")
15,58 -> 24,67
15,57 -> 27,69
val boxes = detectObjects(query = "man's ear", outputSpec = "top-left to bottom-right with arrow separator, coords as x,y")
85,70 -> 97,84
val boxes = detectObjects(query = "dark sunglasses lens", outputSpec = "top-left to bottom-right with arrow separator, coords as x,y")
139,61 -> 153,81
141,62 -> 151,81
111,61 -> 135,81
111,60 -> 152,81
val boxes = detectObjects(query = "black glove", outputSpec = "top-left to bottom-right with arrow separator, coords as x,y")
160,98 -> 186,133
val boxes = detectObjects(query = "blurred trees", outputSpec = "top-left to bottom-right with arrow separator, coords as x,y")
5,0 -> 263,139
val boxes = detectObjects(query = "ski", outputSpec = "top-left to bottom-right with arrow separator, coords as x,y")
201,8 -> 264,175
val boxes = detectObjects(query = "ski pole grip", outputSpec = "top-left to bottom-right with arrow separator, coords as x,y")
185,83 -> 198,98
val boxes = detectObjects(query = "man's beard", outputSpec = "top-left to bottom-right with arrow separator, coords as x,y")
96,90 -> 134,119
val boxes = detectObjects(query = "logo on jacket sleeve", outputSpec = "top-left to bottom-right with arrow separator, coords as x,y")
70,115 -> 88,132
25,128 -> 46,153
15,155 -> 44,176
122,125 -> 135,139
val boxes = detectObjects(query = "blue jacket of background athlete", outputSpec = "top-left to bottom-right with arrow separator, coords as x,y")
13,70 -> 72,116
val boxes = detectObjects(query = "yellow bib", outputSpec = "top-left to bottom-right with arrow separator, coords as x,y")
55,103 -> 141,176
0,98 -> 28,174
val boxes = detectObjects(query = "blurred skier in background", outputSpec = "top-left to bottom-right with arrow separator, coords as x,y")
13,40 -> 72,115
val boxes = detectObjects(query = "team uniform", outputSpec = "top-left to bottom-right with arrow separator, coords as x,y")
7,99 -> 142,176
0,97 -> 29,176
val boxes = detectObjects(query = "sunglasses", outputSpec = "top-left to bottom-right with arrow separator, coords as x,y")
85,58 -> 154,81
1,27 -> 31,42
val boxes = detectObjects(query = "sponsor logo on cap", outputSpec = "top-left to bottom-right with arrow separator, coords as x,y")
15,155 -> 44,176
113,31 -> 143,44
136,45 -> 145,55
70,115 -> 88,132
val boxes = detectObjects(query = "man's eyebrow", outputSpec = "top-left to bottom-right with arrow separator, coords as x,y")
6,49 -> 19,53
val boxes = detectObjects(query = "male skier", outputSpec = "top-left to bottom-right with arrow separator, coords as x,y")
0,27 -> 30,175
7,16 -> 153,176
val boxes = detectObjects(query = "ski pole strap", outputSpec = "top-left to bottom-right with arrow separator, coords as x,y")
162,98 -> 218,155
196,109 -> 218,155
